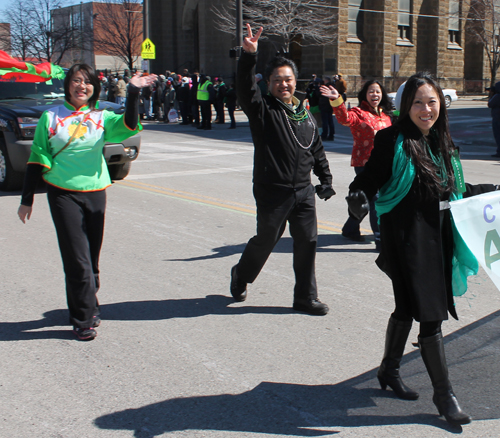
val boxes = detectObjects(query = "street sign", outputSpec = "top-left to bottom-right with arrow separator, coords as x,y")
141,38 -> 156,60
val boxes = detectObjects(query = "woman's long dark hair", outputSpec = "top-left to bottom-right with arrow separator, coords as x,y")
357,80 -> 392,113
64,64 -> 101,110
395,72 -> 456,199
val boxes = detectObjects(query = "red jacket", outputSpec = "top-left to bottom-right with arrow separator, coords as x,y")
333,100 -> 391,167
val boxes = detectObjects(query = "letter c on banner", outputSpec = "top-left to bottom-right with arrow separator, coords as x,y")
484,204 -> 495,223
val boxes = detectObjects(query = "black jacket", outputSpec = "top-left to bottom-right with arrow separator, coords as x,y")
350,125 -> 496,322
236,51 -> 332,189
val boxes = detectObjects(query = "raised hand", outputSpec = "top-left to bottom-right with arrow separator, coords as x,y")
242,23 -> 263,54
129,72 -> 158,89
320,84 -> 340,101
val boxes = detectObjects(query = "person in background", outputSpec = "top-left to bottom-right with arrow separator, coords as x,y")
230,24 -> 335,316
214,77 -> 227,124
344,72 -> 499,425
17,64 -> 157,341
318,76 -> 335,142
115,75 -> 127,107
190,70 -> 200,127
177,77 -> 192,125
224,82 -> 237,129
153,75 -> 165,121
197,74 -> 215,130
255,73 -> 267,96
334,73 -> 347,102
141,71 -> 153,120
321,79 -> 392,249
488,81 -> 500,158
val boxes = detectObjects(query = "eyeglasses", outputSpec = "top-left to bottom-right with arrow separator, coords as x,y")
71,78 -> 93,87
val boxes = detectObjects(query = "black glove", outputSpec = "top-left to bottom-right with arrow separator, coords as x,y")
346,190 -> 369,220
315,184 -> 336,201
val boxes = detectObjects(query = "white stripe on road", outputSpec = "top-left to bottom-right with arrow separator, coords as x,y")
130,165 -> 254,179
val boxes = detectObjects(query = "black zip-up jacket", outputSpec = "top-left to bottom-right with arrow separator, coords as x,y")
236,51 -> 332,189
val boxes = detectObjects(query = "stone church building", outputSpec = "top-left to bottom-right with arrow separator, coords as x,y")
148,0 -> 492,94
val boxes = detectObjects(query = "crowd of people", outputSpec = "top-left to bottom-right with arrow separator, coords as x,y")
15,21 -> 500,430
98,68 -> 240,129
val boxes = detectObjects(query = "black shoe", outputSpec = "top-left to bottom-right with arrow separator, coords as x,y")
92,315 -> 101,328
342,231 -> 365,242
229,125 -> 236,129
375,239 -> 381,252
73,327 -> 97,341
327,136 -> 334,141
293,299 -> 329,315
230,265 -> 247,302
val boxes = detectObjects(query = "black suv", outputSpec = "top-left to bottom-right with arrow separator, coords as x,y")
0,76 -> 141,191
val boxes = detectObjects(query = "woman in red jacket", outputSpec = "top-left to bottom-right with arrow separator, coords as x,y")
321,80 -> 392,249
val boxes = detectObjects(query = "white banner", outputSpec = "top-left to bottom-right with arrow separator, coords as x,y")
450,191 -> 500,291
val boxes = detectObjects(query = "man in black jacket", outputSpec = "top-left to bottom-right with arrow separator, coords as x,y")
230,25 -> 335,315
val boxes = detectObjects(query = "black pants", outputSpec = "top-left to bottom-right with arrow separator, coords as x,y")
215,101 -> 225,123
48,186 -> 105,328
199,101 -> 212,129
236,184 -> 318,301
227,104 -> 236,127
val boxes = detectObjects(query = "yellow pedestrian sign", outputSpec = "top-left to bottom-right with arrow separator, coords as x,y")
141,38 -> 155,60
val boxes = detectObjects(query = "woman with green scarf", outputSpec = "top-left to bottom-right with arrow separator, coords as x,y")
346,72 -> 497,425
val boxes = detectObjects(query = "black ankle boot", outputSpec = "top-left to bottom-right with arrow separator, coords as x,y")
377,316 -> 419,400
419,332 -> 472,425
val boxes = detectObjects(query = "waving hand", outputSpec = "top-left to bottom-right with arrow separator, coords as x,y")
242,23 -> 263,54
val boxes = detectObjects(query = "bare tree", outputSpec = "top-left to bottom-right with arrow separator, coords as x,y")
0,0 -> 82,64
28,0 -> 83,64
0,2 -> 33,61
92,0 -> 143,70
464,0 -> 500,87
212,0 -> 337,54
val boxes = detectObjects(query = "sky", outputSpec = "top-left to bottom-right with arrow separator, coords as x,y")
0,0 -> 94,17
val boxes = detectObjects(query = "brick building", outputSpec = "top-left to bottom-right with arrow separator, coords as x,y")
52,1 -> 143,73
148,0 -> 494,94
0,23 -> 11,54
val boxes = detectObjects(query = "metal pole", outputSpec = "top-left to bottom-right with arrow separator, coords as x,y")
143,0 -> 149,72
236,0 -> 242,49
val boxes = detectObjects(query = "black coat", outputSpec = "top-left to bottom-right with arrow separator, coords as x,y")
236,51 -> 332,189
350,125 -> 496,322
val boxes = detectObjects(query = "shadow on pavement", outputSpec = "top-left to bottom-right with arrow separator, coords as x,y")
93,310 -> 500,436
0,295 -> 297,341
166,234 -> 375,262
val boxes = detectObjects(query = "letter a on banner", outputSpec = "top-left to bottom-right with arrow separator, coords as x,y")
450,191 -> 500,291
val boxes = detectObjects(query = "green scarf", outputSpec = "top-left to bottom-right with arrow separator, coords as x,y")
375,132 -> 477,296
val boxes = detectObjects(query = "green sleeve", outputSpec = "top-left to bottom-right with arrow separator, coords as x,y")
28,111 -> 52,170
102,109 -> 143,143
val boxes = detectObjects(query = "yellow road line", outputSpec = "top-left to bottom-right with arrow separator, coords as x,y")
116,179 -> 372,234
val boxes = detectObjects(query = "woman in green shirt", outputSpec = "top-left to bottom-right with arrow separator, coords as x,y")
18,64 -> 156,341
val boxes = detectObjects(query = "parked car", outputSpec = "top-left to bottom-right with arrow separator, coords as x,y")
0,75 -> 141,191
388,87 -> 458,109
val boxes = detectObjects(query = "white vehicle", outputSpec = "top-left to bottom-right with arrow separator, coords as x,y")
388,88 -> 458,109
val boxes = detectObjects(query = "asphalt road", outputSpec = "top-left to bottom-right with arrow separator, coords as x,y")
1,101 -> 500,438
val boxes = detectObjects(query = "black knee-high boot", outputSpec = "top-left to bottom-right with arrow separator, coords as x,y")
377,316 -> 419,400
419,332 -> 472,425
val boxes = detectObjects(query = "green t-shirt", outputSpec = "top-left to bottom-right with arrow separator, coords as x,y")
28,101 -> 141,191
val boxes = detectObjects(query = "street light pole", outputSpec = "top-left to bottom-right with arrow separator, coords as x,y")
236,0 -> 242,50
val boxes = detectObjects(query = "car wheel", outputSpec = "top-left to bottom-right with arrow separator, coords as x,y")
444,95 -> 451,108
108,161 -> 132,180
0,138 -> 24,191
